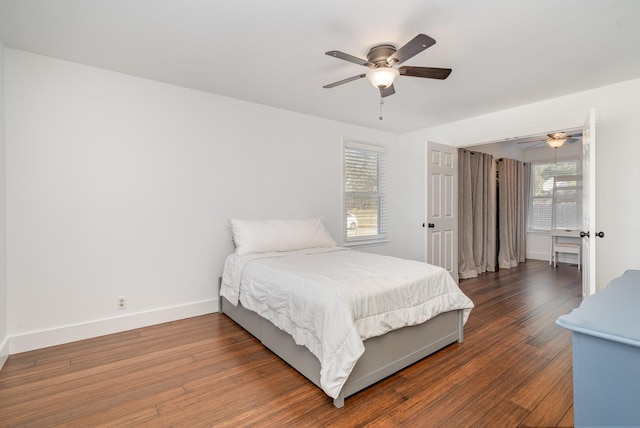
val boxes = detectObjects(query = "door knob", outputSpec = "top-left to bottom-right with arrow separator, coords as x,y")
428,223 -> 435,228
595,231 -> 605,238
580,231 -> 590,238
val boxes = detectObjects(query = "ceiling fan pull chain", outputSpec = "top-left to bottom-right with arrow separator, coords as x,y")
379,97 -> 384,120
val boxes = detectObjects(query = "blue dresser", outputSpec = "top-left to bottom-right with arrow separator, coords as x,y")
557,269 -> 640,427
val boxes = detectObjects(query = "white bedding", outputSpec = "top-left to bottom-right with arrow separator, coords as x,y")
220,247 -> 474,399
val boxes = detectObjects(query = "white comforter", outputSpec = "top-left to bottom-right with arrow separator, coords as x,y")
220,247 -> 474,399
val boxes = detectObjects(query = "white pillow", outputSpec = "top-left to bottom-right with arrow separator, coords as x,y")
229,217 -> 337,256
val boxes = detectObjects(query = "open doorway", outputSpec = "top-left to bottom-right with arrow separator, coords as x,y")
458,128 -> 584,278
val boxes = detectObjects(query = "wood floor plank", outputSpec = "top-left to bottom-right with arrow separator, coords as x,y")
0,259 -> 581,427
0,356 -> 196,426
155,353 -> 277,416
397,341 -> 544,426
29,386 -> 184,427
0,343 -> 197,405
520,369 -> 574,427
534,328 -> 572,361
213,382 -> 326,427
510,343 -> 573,411
386,325 -> 531,422
435,352 -> 553,427
471,400 -> 532,428
558,405 -> 575,427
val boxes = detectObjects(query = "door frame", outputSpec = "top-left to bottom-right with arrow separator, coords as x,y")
582,108 -> 597,297
453,113 -> 595,289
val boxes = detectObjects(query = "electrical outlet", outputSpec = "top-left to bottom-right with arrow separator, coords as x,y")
117,296 -> 126,310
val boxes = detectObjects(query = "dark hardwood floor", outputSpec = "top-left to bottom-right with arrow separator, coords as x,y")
0,259 -> 582,427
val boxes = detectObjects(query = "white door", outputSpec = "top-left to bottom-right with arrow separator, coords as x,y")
426,142 -> 458,281
582,109 -> 597,297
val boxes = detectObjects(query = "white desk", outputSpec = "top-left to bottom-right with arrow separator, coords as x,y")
549,229 -> 581,269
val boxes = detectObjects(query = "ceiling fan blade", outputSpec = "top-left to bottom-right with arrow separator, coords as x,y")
380,84 -> 396,98
323,74 -> 366,89
387,34 -> 436,65
399,66 -> 452,80
516,136 -> 546,144
517,139 -> 544,145
514,135 -> 580,144
325,51 -> 374,68
528,142 -> 547,149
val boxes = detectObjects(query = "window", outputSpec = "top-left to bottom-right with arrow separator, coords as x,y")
529,159 -> 582,231
343,141 -> 387,243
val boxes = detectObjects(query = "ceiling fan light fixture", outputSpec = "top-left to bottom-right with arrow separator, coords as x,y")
366,67 -> 399,89
546,138 -> 566,149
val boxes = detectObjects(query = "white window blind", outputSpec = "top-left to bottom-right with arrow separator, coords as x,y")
529,160 -> 582,231
344,141 -> 387,242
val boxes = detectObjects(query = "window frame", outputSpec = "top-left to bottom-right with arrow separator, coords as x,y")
342,140 -> 388,245
528,158 -> 582,233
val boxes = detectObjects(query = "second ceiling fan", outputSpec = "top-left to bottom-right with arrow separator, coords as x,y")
323,33 -> 452,97
517,132 -> 582,149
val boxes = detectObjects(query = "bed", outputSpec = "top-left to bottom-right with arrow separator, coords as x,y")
219,217 -> 474,408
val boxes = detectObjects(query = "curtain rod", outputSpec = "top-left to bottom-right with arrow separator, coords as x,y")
497,158 -> 528,165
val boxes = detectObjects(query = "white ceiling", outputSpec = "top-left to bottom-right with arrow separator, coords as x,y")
1,0 -> 639,134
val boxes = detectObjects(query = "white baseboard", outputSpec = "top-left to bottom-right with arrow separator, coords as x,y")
526,251 -> 549,261
0,336 -> 9,369
9,298 -> 219,355
528,251 -> 579,266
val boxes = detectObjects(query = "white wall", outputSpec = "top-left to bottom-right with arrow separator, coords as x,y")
0,40 -> 8,367
5,49 -> 398,352
387,136 -> 427,261
397,77 -> 640,291
5,47 -> 640,355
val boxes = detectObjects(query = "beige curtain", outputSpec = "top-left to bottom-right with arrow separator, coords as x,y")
497,158 -> 531,269
458,149 -> 496,279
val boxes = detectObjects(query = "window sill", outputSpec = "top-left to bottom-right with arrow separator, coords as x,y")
343,238 -> 390,248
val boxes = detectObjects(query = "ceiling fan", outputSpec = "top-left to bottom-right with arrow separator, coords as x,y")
323,33 -> 452,98
545,132 -> 580,148
517,132 -> 581,149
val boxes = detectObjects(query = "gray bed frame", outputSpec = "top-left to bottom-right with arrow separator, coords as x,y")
218,285 -> 465,408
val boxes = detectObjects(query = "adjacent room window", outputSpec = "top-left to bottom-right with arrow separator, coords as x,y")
343,141 -> 387,243
529,159 -> 582,231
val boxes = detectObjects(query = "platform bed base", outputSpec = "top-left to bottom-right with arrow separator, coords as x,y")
220,296 -> 464,408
